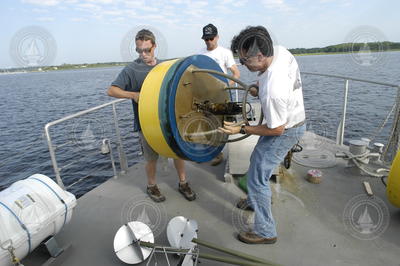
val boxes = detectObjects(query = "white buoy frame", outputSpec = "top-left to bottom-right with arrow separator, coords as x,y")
166,216 -> 198,250
113,221 -> 154,264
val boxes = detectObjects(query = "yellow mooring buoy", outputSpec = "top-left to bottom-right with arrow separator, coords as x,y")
387,150 -> 400,207
139,55 -> 237,162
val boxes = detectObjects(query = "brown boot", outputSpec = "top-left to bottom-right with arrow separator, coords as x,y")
178,182 -> 196,201
236,198 -> 254,211
147,184 -> 166,202
238,231 -> 277,244
236,197 -> 273,211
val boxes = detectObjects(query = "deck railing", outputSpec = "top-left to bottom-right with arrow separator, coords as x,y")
44,99 -> 129,189
301,72 -> 400,147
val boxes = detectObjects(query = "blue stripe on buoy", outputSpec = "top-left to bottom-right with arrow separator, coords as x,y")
158,58 -> 188,159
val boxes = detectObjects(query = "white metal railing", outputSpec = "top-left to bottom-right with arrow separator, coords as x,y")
43,73 -> 400,189
301,72 -> 400,146
44,98 -> 129,189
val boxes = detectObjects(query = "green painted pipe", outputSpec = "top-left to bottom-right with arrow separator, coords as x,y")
140,240 -> 280,266
139,241 -> 189,253
139,241 -> 268,266
192,238 -> 279,266
198,253 -> 271,266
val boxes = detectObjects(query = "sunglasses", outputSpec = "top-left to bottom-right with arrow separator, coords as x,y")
135,46 -> 153,54
204,37 -> 214,42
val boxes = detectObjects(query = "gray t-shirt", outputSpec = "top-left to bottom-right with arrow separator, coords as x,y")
111,58 -> 161,131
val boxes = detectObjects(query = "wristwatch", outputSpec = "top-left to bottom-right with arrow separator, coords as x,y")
239,124 -> 247,134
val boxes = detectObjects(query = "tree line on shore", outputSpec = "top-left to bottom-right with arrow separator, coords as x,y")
289,41 -> 400,55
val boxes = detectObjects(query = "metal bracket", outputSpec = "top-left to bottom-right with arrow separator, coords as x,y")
43,237 -> 64,258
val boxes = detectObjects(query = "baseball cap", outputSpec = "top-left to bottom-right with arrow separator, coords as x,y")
202,24 -> 218,39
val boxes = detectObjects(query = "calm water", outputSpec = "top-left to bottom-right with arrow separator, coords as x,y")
1,52 -> 399,196
297,52 -> 400,146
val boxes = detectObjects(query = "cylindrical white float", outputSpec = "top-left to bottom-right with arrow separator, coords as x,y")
0,174 -> 76,265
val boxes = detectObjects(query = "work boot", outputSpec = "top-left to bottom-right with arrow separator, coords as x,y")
236,196 -> 273,209
236,198 -> 254,211
147,184 -> 166,202
178,182 -> 196,201
238,231 -> 277,244
210,152 -> 224,166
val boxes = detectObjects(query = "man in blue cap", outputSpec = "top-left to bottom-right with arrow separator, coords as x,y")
200,23 -> 240,166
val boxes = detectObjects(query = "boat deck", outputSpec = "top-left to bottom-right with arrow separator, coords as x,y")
23,133 -> 400,266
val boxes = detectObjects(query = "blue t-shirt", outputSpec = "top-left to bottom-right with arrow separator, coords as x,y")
111,58 -> 161,131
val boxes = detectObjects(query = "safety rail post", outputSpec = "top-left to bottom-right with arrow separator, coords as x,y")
104,139 -> 118,179
336,79 -> 349,146
112,103 -> 128,173
44,124 -> 65,189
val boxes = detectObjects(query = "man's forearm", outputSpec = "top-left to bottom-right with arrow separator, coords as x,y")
232,71 -> 240,80
227,65 -> 240,86
219,121 -> 284,136
107,86 -> 140,103
245,124 -> 285,136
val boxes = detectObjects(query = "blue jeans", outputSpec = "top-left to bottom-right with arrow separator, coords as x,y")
247,124 -> 306,238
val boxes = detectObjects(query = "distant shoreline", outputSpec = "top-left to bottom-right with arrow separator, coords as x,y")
293,49 -> 400,56
2,48 -> 400,74
0,62 -> 128,74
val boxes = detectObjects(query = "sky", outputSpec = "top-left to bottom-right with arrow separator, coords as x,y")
1,0 -> 399,68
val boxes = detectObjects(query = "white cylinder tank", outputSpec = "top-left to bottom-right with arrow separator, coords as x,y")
0,174 -> 76,265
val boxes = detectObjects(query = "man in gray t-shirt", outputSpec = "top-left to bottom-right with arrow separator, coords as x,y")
111,58 -> 155,132
107,29 -> 196,202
